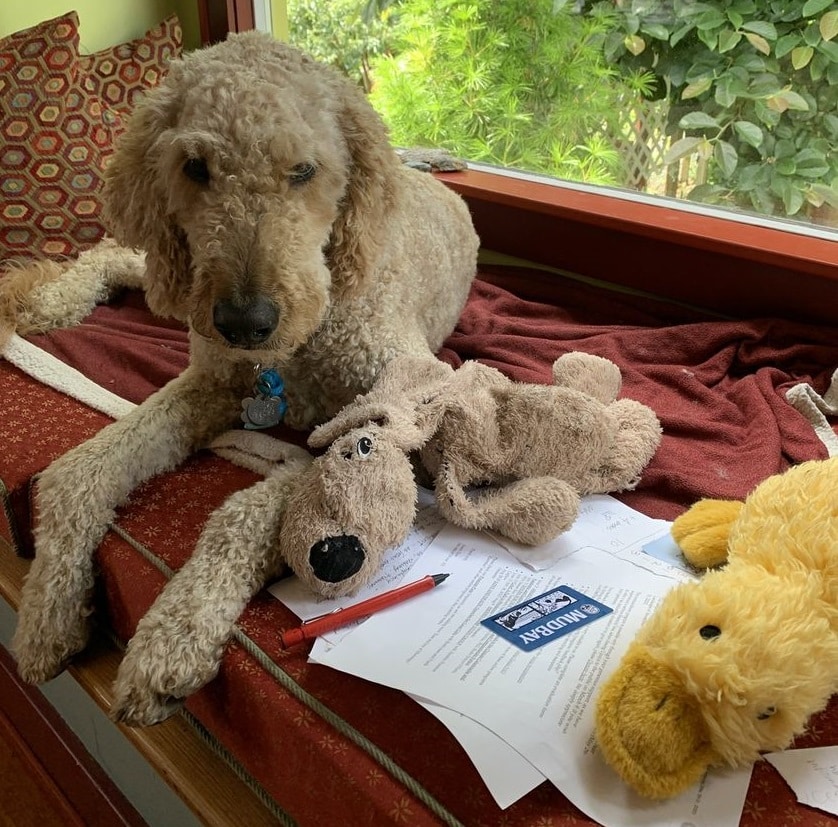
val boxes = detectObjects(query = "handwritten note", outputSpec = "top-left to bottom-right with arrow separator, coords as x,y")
490,494 -> 672,571
766,747 -> 838,815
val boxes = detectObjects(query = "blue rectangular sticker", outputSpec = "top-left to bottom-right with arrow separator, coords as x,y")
642,533 -> 695,574
481,586 -> 612,652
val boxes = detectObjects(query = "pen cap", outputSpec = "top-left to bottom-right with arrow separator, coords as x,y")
279,627 -> 306,649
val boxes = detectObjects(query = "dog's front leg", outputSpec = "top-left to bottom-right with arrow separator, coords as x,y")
111,465 -> 306,726
12,365 -> 248,684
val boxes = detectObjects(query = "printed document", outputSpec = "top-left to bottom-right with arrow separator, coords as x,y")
313,518 -> 754,826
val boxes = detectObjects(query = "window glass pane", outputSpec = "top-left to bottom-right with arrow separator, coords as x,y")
288,0 -> 838,233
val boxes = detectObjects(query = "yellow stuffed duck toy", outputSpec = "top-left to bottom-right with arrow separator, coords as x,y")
594,457 -> 838,800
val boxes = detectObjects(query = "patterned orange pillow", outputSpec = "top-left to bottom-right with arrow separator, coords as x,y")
79,14 -> 183,140
0,12 -> 100,260
0,14 -> 182,262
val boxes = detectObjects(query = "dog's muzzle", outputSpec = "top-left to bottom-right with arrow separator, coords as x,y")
309,535 -> 366,583
212,295 -> 278,347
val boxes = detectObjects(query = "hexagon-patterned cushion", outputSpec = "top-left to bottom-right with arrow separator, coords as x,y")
0,13 -> 181,262
1,12 -> 92,260
79,14 -> 182,141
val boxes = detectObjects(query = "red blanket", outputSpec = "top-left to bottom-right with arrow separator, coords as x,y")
27,264 -> 838,519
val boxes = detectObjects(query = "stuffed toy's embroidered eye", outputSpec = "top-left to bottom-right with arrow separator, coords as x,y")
699,624 -> 721,639
183,157 -> 210,184
290,162 -> 316,184
757,706 -> 777,720
357,436 -> 373,457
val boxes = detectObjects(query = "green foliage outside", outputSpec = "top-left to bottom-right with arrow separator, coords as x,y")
367,0 -> 654,184
288,0 -> 394,91
288,0 -> 838,224
595,0 -> 838,222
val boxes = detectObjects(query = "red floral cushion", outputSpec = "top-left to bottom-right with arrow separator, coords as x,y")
0,13 -> 181,263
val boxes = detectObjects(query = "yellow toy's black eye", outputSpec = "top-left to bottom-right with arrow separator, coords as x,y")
357,436 -> 373,457
290,162 -> 316,184
699,624 -> 721,639
757,706 -> 777,720
183,157 -> 210,184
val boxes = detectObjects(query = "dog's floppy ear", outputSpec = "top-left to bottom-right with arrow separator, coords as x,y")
102,80 -> 192,321
327,84 -> 401,298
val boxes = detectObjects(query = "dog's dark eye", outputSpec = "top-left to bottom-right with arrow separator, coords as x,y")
757,706 -> 777,720
290,162 -> 316,185
183,158 -> 210,184
699,624 -> 721,640
357,436 -> 373,457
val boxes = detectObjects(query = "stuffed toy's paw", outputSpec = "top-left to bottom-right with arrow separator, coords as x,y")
670,498 -> 744,569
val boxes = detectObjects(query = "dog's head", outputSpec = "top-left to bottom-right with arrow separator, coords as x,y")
103,32 -> 399,362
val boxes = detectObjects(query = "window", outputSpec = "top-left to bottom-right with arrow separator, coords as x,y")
285,0 -> 838,237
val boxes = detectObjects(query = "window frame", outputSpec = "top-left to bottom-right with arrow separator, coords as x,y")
440,166 -> 838,325
213,0 -> 838,324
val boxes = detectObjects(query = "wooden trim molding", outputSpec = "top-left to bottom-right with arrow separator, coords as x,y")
0,645 -> 143,827
0,538 -> 280,827
441,168 -> 838,325
197,0 -> 256,45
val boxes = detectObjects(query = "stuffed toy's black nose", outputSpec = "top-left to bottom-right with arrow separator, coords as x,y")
308,535 -> 366,582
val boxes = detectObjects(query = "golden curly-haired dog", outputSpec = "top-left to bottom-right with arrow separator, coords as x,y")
9,31 -> 477,724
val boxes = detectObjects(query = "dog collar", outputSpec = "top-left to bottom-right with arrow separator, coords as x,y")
241,365 -> 288,429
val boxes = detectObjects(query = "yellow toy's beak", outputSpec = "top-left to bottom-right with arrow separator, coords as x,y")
595,647 -> 721,799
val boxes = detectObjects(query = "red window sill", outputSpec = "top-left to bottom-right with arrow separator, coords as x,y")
440,168 -> 838,325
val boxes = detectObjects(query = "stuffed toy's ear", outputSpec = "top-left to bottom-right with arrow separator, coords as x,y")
376,354 -> 457,441
325,80 -> 400,298
102,72 -> 192,320
309,404 -> 428,453
373,354 -> 455,399
310,402 -> 397,449
309,355 -> 454,450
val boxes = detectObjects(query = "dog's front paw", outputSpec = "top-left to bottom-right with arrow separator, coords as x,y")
13,626 -> 87,685
13,558 -> 92,684
14,446 -> 119,683
111,621 -> 226,726
111,674 -> 184,727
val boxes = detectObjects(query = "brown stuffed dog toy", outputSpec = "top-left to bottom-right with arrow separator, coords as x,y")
279,352 -> 662,598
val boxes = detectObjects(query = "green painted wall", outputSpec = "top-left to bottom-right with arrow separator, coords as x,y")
0,1 -> 201,52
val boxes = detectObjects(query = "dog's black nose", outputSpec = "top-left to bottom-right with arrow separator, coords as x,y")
212,295 -> 278,347
308,535 -> 366,583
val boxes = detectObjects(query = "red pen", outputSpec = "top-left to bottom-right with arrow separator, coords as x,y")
280,573 -> 450,648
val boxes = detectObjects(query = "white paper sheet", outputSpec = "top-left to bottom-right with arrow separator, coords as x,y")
766,747 -> 838,816
315,522 -> 753,825
269,498 -> 446,634
412,695 -> 546,809
491,494 -> 672,571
